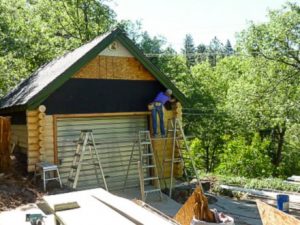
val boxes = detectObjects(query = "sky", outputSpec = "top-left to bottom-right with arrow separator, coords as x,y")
107,0 -> 288,51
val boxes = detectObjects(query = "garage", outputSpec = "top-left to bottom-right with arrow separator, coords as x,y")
55,115 -> 148,190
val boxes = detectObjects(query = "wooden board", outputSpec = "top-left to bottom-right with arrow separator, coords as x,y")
257,200 -> 300,225
43,188 -> 178,225
0,117 -> 11,171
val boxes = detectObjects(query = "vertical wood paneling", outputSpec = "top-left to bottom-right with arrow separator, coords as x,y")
151,103 -> 183,189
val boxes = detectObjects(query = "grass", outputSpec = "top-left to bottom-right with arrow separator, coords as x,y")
201,173 -> 300,193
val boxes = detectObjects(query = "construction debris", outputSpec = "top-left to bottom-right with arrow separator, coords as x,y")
174,186 -> 234,225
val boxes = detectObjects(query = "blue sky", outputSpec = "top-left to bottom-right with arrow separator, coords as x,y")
108,0 -> 288,50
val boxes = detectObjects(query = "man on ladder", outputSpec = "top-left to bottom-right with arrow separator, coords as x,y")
148,89 -> 176,138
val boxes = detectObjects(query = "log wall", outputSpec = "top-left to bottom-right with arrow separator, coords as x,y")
27,110 -> 39,172
73,56 -> 155,81
43,115 -> 55,163
26,106 -> 55,172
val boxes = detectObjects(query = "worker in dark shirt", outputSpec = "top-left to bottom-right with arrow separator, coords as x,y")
150,89 -> 174,137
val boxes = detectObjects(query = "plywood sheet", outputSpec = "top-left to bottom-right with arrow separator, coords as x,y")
257,200 -> 300,225
73,56 -> 155,81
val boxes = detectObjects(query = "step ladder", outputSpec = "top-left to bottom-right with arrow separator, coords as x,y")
162,118 -> 203,197
124,130 -> 163,201
68,130 -> 108,190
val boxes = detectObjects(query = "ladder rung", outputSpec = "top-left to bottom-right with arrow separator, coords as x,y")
168,129 -> 180,132
81,129 -> 92,132
141,141 -> 151,145
75,141 -> 93,145
163,158 -> 182,163
139,131 -> 150,134
143,165 -> 155,169
144,189 -> 161,194
142,153 -> 153,157
144,177 -> 159,181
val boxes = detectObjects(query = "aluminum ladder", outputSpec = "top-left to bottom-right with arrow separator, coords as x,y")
162,118 -> 203,197
124,130 -> 163,201
68,130 -> 108,190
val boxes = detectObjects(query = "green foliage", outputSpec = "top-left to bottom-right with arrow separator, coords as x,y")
237,2 -> 300,71
211,175 -> 300,193
0,0 -> 116,97
217,134 -> 274,178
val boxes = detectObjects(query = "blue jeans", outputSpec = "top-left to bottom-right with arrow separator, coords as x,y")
151,104 -> 165,136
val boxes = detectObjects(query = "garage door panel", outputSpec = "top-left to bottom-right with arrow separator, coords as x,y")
56,115 -> 148,190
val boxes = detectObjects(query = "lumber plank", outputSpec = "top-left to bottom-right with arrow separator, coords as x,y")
54,202 -> 80,212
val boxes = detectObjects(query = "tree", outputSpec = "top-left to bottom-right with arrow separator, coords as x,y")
225,57 -> 300,175
182,34 -> 196,68
238,2 -> 300,72
224,40 -> 234,56
196,43 -> 207,63
207,36 -> 225,66
0,0 -> 116,97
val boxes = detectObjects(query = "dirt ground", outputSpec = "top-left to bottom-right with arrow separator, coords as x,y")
0,157 -> 68,212
0,169 -> 43,212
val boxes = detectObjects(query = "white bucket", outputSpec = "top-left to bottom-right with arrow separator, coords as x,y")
190,214 -> 235,225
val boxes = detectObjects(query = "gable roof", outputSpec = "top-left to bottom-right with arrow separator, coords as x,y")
0,28 -> 186,112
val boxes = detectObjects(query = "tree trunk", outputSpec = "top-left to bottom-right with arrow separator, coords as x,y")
204,145 -> 210,173
274,126 -> 286,167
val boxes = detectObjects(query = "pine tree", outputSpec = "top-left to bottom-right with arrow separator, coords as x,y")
182,34 -> 196,68
224,40 -> 234,56
208,36 -> 224,66
196,43 -> 207,63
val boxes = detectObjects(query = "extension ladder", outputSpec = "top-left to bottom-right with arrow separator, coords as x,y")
162,118 -> 203,197
124,130 -> 163,201
68,130 -> 108,190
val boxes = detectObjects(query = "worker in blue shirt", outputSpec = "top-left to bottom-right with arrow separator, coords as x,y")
150,89 -> 175,137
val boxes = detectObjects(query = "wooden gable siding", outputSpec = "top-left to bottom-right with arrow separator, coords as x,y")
73,56 -> 155,81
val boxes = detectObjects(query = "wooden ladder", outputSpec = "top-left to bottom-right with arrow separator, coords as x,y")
162,118 -> 203,197
124,130 -> 163,201
68,130 -> 108,190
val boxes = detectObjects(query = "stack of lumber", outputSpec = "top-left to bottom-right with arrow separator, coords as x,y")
286,175 -> 300,184
43,188 -> 179,225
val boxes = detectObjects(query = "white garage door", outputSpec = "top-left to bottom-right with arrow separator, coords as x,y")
56,115 -> 148,190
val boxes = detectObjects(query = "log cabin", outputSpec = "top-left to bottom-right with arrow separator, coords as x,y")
0,28 -> 185,190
